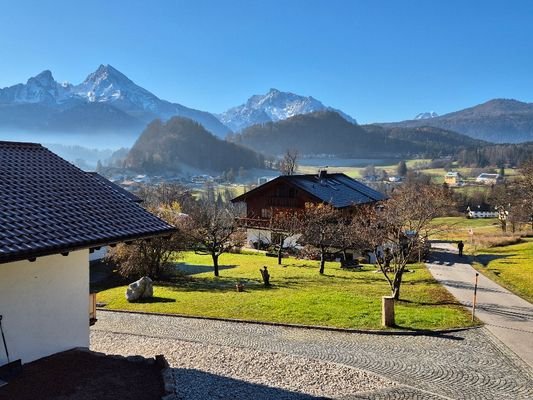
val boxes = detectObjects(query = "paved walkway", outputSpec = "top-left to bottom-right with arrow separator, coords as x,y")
92,311 -> 533,399
426,242 -> 533,368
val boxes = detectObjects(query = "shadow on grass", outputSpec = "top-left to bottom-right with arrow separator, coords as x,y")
397,298 -> 462,307
175,263 -> 237,275
133,296 -> 176,303
474,253 -> 515,267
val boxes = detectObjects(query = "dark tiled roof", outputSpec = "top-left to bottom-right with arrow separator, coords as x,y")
0,141 -> 175,264
232,173 -> 387,208
87,172 -> 142,203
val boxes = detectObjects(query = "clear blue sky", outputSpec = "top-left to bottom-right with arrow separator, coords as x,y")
1,0 -> 532,123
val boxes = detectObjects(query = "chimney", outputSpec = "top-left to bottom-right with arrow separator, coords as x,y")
318,169 -> 327,179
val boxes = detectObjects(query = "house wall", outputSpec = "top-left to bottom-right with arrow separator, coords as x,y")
0,250 -> 89,365
244,181 -> 316,219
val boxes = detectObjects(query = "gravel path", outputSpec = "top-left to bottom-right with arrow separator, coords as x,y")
92,330 -> 396,399
92,311 -> 533,399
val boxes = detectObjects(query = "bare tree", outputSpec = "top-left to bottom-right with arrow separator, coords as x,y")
268,210 -> 303,265
300,203 -> 344,274
107,202 -> 185,279
183,199 -> 245,276
279,149 -> 299,176
356,183 -> 451,299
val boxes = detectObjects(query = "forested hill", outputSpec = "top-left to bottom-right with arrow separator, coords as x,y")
126,117 -> 264,173
229,110 -> 486,157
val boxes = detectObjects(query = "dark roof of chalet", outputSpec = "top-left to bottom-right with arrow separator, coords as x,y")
0,141 -> 176,264
86,172 -> 142,203
232,173 -> 387,208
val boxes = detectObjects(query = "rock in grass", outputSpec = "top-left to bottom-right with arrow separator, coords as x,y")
126,276 -> 153,302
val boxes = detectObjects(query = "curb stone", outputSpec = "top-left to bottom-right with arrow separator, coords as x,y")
96,307 -> 480,336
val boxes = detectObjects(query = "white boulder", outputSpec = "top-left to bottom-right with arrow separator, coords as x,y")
126,276 -> 154,302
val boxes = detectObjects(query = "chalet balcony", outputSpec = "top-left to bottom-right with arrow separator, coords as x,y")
236,217 -> 270,229
267,197 -> 299,208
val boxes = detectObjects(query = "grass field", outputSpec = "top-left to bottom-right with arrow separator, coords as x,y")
430,216 -> 501,242
97,251 -> 474,330
472,239 -> 533,303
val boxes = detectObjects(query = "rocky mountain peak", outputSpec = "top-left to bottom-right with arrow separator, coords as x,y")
219,89 -> 356,132
29,70 -> 56,87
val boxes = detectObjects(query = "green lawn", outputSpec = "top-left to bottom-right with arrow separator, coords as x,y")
97,252 -> 474,330
472,239 -> 533,303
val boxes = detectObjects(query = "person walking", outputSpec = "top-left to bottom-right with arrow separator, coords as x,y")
457,240 -> 464,257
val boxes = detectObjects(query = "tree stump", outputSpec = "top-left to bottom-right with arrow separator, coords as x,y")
382,296 -> 395,327
260,266 -> 271,286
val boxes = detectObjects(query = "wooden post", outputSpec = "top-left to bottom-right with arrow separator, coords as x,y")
472,273 -> 479,322
382,296 -> 395,327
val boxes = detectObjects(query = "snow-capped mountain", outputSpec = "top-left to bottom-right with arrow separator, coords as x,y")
0,70 -> 73,105
414,111 -> 439,120
218,88 -> 357,132
0,65 -> 231,137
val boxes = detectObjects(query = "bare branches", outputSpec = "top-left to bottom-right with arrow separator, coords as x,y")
355,183 -> 452,299
279,149 -> 299,176
182,199 -> 245,276
269,210 -> 303,264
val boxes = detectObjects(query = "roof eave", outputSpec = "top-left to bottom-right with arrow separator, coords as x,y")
0,227 -> 177,265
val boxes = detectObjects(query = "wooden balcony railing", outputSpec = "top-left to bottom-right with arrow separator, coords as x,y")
267,197 -> 299,208
236,217 -> 270,229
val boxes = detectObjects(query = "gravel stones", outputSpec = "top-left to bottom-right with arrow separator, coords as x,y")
91,330 -> 395,399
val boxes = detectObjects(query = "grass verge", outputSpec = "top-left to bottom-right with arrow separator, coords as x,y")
472,239 -> 533,303
97,252 -> 474,330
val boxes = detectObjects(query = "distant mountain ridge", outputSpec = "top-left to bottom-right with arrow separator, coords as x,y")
384,99 -> 533,143
218,88 -> 356,132
0,65 -> 230,138
230,110 -> 485,158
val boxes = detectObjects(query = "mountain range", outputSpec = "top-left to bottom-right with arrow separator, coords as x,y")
383,99 -> 533,143
217,88 -> 356,132
0,65 -> 230,138
1,66 -> 533,146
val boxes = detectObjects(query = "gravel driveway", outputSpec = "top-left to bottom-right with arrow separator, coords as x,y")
91,310 -> 533,399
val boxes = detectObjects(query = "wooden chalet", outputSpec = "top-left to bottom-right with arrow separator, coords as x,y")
231,170 -> 386,248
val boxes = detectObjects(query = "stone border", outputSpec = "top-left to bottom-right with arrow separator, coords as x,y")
96,308 -> 480,336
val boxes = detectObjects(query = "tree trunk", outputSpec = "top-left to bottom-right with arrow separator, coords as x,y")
277,236 -> 283,265
212,253 -> 220,277
391,270 -> 404,300
319,249 -> 326,275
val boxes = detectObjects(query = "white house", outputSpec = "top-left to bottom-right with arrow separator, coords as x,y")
476,173 -> 502,185
466,205 -> 498,218
0,141 -> 175,367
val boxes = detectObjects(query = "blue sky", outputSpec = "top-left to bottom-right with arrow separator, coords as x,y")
0,0 -> 532,123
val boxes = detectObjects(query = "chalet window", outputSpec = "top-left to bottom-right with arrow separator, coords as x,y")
261,208 -> 272,219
